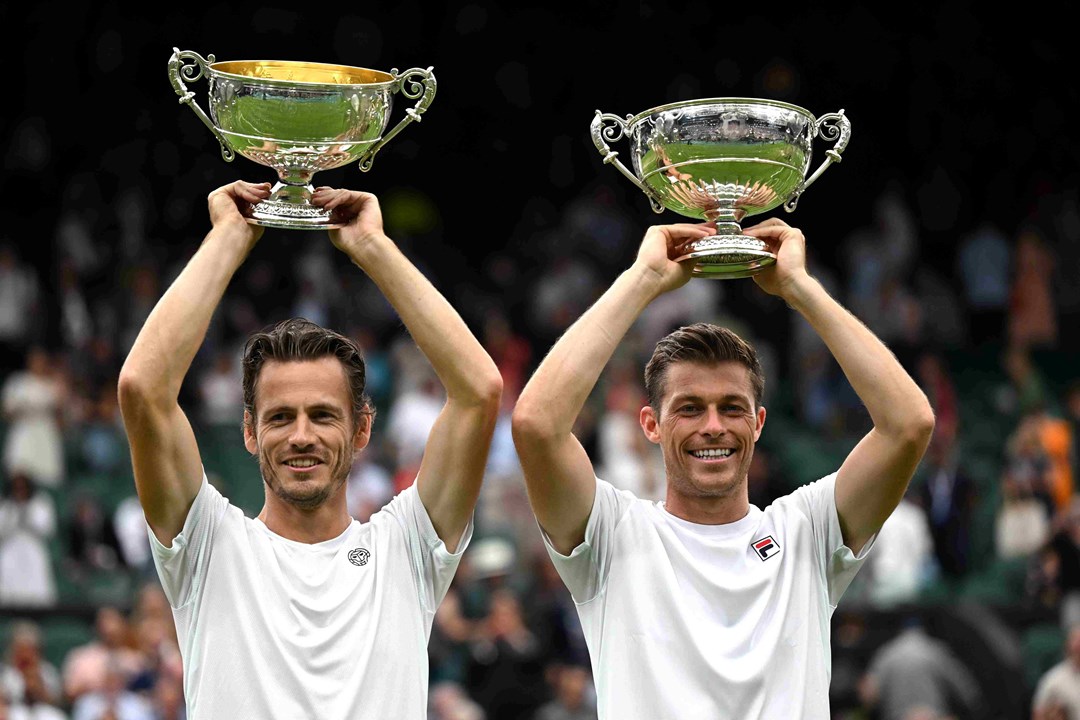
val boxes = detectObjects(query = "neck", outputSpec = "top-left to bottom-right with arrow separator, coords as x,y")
664,488 -> 751,525
257,491 -> 352,543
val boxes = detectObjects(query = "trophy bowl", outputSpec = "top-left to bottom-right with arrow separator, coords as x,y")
168,49 -> 436,230
592,98 -> 851,278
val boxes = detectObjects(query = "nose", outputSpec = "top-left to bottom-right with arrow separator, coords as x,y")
288,414 -> 317,448
700,406 -> 727,437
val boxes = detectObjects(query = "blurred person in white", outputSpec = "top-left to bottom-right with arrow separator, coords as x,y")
865,491 -> 935,607
116,182 -> 501,719
0,622 -> 62,712
858,620 -> 981,720
512,219 -> 935,719
2,348 -> 65,489
995,457 -> 1051,560
1032,624 -> 1080,720
534,664 -> 598,720
62,607 -> 142,704
386,372 -> 444,474
428,682 -> 485,720
595,357 -> 663,501
195,349 -> 243,427
70,659 -> 153,720
0,472 -> 56,607
0,244 -> 41,377
345,453 -> 393,522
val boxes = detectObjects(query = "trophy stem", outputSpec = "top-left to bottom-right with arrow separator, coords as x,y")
247,182 -> 344,231
676,205 -> 776,279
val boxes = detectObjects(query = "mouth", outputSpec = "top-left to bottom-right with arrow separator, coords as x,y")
687,448 -> 735,462
281,457 -> 324,473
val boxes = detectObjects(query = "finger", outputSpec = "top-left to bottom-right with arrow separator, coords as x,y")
233,183 -> 272,203
742,223 -> 801,240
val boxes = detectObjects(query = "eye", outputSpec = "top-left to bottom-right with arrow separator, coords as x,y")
678,404 -> 701,414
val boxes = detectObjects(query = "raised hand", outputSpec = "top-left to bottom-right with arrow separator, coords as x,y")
311,187 -> 385,260
206,181 -> 271,247
742,218 -> 810,299
633,222 -> 716,295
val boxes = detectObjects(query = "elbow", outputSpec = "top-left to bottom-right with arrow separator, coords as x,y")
905,402 -> 937,450
117,367 -> 167,413
511,398 -> 558,445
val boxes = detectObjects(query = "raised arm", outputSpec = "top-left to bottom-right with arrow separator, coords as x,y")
745,219 -> 935,554
312,188 -> 501,552
511,224 -> 714,554
118,181 -> 271,544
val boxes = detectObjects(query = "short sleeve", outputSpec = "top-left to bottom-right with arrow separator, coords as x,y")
787,472 -> 875,606
379,482 -> 473,613
148,474 -> 230,609
540,478 -> 635,604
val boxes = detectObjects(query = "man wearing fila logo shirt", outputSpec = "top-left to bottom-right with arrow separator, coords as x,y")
512,219 -> 935,719
118,182 -> 502,719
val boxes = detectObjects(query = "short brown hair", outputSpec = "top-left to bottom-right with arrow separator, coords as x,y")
242,318 -> 371,428
644,323 -> 764,410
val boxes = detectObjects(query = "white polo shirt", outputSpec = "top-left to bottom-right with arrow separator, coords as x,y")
544,472 -> 871,720
150,476 -> 470,720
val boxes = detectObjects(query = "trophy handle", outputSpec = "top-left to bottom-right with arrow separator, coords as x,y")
784,110 -> 851,212
168,48 -> 235,163
357,67 -> 437,172
591,111 -> 664,214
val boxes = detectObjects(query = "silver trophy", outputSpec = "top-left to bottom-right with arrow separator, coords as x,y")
168,49 -> 436,230
592,98 -> 851,278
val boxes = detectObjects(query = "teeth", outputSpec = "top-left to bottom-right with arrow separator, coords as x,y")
690,449 -> 733,459
286,459 -> 319,468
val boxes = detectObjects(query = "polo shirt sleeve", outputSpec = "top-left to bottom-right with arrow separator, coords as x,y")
382,482 -> 473,614
788,472 -> 875,607
147,473 -> 231,609
540,477 -> 635,604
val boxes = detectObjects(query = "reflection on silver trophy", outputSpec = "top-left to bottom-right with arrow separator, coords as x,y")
591,98 -> 851,278
168,48 -> 436,230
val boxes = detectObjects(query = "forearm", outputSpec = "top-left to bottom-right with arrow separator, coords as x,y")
119,225 -> 252,403
346,234 -> 500,403
784,274 -> 933,436
516,264 -> 664,435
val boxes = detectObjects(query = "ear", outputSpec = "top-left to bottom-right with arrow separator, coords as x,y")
243,411 -> 258,455
753,405 -> 767,442
353,413 -> 373,453
639,405 -> 661,445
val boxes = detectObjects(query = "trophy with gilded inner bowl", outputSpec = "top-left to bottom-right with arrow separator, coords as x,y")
168,48 -> 436,230
591,98 -> 851,278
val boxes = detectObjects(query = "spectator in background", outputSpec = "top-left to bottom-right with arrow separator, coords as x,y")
858,621 -> 982,720
1047,499 -> 1080,629
1008,227 -> 1057,349
429,682 -> 485,720
0,244 -> 41,379
1002,344 -> 1048,416
386,373 -> 443,486
196,348 -> 243,427
957,222 -> 1010,346
865,492 -> 935,607
62,606 -> 142,703
1004,414 -> 1056,518
1032,624 -> 1080,720
345,453 -> 394,522
2,348 -> 65,489
0,472 -> 56,608
0,622 -> 62,712
78,385 -> 127,475
66,494 -> 124,580
916,352 -> 958,450
534,664 -> 598,720
595,357 -> 663,501
70,660 -> 154,720
920,436 -> 975,576
996,457 -> 1051,561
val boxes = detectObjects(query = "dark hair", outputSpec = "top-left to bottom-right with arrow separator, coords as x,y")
644,323 -> 764,410
242,318 -> 371,430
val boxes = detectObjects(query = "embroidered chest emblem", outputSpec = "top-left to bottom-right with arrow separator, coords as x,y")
348,548 -> 371,566
752,535 -> 780,561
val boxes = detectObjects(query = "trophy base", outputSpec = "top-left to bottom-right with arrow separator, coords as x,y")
247,183 -> 345,230
675,235 -> 776,279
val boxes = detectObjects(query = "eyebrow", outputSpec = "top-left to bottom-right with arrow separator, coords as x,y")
259,402 -> 345,418
668,392 -> 752,406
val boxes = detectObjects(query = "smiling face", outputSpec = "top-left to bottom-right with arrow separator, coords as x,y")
640,360 -> 766,519
243,357 -> 370,512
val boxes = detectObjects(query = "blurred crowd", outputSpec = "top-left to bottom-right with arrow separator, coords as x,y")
2,174 -> 1079,718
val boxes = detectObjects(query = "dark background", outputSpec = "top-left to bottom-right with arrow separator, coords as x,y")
5,2 -> 1075,313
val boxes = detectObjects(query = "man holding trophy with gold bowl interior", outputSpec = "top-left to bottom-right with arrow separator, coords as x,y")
115,51 -> 502,719
511,97 -> 936,718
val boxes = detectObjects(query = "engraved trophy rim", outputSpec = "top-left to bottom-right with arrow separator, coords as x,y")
207,59 -> 397,89
626,96 -> 817,128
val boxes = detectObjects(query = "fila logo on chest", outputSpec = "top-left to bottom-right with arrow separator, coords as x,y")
348,548 -> 371,566
751,535 -> 780,561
